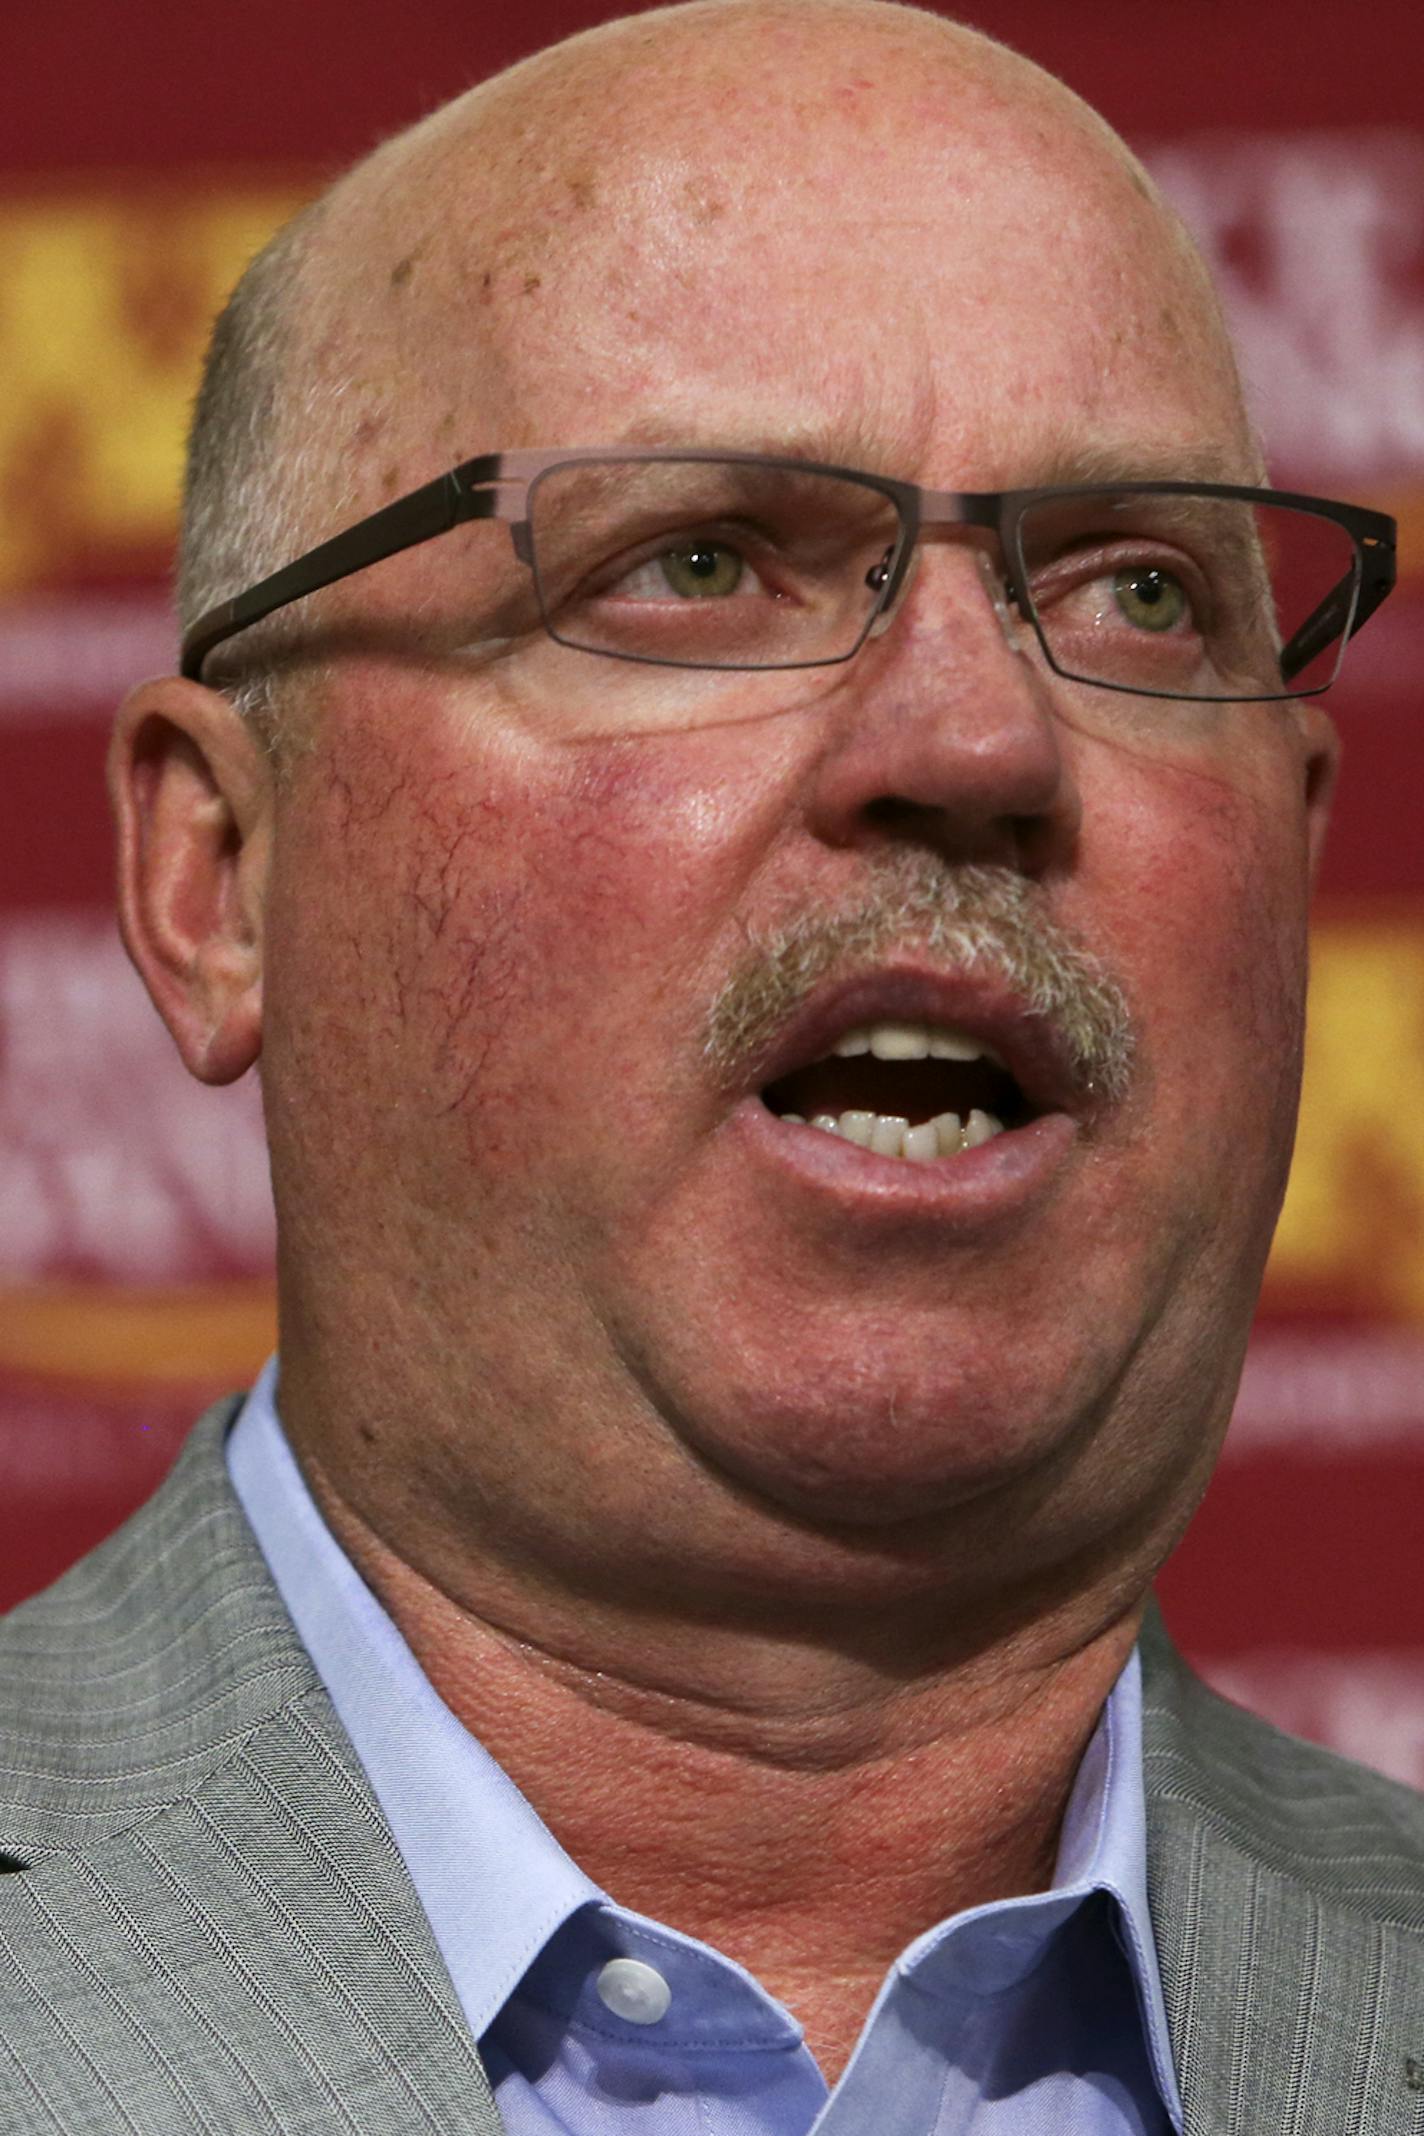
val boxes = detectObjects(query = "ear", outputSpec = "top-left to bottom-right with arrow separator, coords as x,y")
1299,699 -> 1339,890
108,676 -> 274,1084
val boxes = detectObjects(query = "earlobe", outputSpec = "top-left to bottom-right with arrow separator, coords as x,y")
1300,701 -> 1340,889
108,676 -> 274,1085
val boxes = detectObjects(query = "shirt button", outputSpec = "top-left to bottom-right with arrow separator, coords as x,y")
595,1956 -> 672,2025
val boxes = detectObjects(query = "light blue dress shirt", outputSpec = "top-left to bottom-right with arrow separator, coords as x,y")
226,1359 -> 1183,2135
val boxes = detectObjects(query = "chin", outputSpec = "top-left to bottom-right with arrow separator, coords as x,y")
673,1372 -> 1076,1533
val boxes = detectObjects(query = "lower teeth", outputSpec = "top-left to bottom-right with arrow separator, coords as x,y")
778,1108 -> 1004,1159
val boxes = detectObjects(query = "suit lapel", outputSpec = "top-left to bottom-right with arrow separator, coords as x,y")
1142,1607 -> 1424,2136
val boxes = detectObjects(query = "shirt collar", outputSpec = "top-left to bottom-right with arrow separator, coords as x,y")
897,1638 -> 1183,2121
226,1355 -> 1181,2125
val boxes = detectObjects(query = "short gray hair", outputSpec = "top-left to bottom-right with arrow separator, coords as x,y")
177,200 -> 329,751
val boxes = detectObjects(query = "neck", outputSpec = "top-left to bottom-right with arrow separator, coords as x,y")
293,1436 -> 1143,2075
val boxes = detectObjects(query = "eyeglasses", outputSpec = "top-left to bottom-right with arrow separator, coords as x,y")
181,446 -> 1397,711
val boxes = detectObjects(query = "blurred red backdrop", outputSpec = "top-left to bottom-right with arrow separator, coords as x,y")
2,0 -> 1422,1786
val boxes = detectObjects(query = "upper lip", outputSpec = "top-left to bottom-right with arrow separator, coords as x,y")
743,965 -> 1097,1119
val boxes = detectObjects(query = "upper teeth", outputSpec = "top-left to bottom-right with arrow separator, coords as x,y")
829,1022 -> 1003,1065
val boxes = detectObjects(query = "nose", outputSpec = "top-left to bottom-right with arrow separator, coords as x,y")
802,541 -> 1082,876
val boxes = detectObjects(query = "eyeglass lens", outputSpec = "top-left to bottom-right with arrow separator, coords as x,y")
522,457 -> 1361,704
1013,490 -> 1359,701
527,458 -> 902,673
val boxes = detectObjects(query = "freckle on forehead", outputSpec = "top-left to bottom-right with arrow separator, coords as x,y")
681,176 -> 727,223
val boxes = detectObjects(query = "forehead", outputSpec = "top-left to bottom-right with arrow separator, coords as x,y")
336,29 -> 1251,497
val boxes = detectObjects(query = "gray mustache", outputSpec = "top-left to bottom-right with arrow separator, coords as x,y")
703,857 -> 1135,1107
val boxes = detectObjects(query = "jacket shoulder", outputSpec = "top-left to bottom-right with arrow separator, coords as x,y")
1141,1604 -> 1424,1929
0,1395 -> 318,1861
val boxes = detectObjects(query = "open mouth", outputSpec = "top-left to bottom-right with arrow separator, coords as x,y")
761,1020 -> 1035,1162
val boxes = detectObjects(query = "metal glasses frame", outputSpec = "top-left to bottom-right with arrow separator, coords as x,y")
180,446 -> 1399,699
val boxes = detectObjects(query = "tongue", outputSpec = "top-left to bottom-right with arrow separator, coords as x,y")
765,1057 -> 1013,1124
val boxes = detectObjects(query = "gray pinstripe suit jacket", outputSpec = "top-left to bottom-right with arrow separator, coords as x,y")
2,1397 -> 1423,2134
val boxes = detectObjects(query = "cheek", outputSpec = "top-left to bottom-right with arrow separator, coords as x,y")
263,706 -> 762,1186
1096,744 -> 1312,1200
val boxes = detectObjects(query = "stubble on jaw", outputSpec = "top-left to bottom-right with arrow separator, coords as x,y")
702,851 -> 1137,1106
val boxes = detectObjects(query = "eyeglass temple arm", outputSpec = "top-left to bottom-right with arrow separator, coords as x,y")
178,455 -> 507,681
1278,537 -> 1396,684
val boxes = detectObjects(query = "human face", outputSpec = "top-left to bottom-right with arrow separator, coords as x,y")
257,28 -> 1334,1633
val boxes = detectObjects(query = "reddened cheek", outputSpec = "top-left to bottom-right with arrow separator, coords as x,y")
1086,752 -> 1310,1210
263,711 -> 767,1169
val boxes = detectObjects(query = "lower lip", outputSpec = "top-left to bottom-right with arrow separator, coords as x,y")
731,1098 -> 1079,1228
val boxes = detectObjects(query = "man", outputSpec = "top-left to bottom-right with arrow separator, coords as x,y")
1,1 -> 1419,2128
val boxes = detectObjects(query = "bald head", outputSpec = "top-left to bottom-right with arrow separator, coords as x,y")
346,0 -> 1158,228
180,0 -> 1246,741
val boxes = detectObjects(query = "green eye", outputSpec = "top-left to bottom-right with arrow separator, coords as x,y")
660,544 -> 744,597
1113,566 -> 1187,633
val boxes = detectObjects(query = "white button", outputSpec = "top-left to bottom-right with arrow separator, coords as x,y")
595,1956 -> 672,2024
